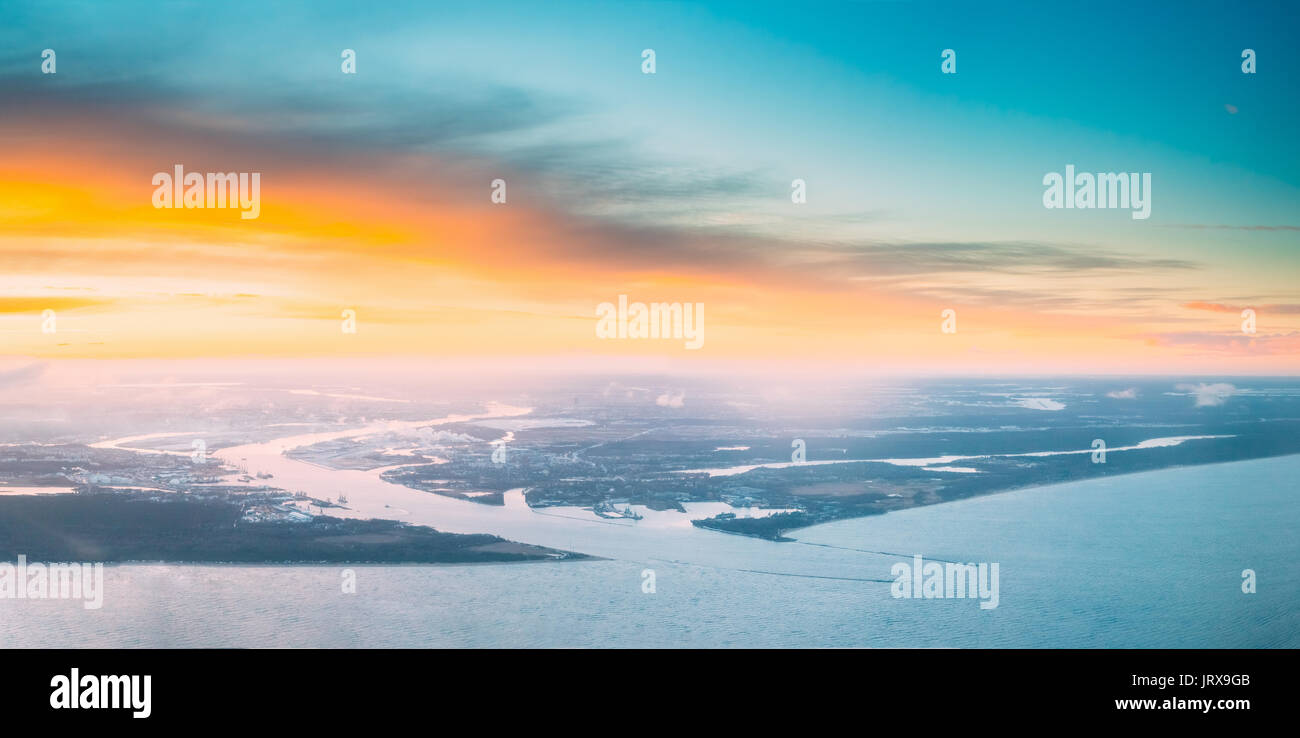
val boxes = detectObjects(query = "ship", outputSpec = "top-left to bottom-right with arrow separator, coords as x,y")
592,499 -> 642,520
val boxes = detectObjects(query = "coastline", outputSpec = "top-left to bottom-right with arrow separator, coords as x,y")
4,452 -> 1295,648
0,492 -> 590,567
740,451 -> 1300,541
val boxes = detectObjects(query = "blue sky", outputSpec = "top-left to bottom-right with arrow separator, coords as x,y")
1,1 -> 1296,367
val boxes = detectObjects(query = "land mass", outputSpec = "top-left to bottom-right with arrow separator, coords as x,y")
0,491 -> 584,564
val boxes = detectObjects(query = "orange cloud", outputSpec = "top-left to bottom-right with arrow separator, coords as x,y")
0,93 -> 1295,373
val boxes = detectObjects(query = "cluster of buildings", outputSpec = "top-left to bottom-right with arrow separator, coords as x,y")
240,503 -> 315,524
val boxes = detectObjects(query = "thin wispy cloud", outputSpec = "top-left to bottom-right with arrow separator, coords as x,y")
1160,224 -> 1300,232
1184,302 -> 1300,314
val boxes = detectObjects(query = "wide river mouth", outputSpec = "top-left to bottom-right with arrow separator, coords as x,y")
195,405 -> 1251,584
199,405 -> 903,580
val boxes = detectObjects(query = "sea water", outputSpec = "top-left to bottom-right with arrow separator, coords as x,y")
1,455 -> 1294,648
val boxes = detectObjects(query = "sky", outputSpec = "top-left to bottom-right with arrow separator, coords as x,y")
0,0 -> 1297,373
